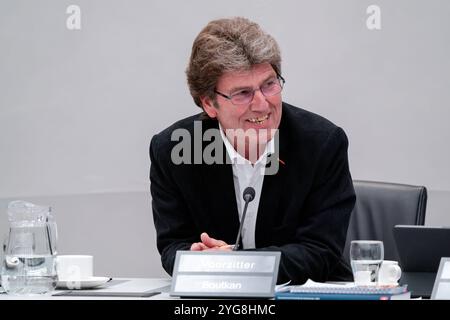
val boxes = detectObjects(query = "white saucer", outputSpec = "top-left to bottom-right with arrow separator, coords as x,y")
57,276 -> 112,289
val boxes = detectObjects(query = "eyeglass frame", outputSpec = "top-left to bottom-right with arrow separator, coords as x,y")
213,73 -> 286,106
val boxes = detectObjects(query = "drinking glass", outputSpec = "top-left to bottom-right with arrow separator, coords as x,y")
350,240 -> 384,286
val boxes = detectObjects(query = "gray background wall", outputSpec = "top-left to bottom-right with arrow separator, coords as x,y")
1,0 -> 449,278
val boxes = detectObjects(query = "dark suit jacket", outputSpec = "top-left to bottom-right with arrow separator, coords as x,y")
149,102 -> 356,284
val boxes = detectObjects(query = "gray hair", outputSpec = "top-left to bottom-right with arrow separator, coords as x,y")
186,17 -> 282,109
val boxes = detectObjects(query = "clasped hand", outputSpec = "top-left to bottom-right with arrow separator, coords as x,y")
190,232 -> 234,251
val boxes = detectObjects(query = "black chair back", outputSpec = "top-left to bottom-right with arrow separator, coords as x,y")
343,180 -> 427,263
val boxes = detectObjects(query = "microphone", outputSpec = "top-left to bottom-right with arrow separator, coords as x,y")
233,187 -> 256,251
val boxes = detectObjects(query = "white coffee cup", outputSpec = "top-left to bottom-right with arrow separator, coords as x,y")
354,270 -> 372,286
56,255 -> 94,281
378,260 -> 402,285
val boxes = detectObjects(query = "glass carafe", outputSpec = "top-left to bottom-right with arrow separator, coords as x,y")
1,200 -> 58,295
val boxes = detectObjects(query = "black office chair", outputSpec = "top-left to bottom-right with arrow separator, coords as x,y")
343,180 -> 428,263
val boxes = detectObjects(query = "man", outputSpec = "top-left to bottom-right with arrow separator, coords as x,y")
150,17 -> 355,284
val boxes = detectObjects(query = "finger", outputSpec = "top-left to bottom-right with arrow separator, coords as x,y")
190,242 -> 201,251
190,242 -> 208,251
200,232 -> 228,248
204,245 -> 233,252
219,244 -> 234,250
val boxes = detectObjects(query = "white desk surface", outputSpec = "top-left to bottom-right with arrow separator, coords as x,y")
0,278 -> 174,300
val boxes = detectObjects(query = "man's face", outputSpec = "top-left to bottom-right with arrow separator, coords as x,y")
201,63 -> 282,146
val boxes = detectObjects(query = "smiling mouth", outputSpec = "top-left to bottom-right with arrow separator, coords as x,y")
247,114 -> 269,124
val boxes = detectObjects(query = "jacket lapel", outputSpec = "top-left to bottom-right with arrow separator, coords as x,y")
255,120 -> 289,246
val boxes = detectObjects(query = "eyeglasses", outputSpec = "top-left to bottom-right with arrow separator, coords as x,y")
214,75 -> 285,106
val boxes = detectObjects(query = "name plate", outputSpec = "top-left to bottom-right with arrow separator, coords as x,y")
431,257 -> 450,300
170,250 -> 281,298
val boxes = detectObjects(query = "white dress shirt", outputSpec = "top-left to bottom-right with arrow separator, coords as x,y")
219,124 -> 275,249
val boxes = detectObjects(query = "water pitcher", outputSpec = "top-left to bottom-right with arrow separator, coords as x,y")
1,200 -> 58,295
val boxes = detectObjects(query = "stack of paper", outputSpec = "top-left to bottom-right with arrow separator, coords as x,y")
275,280 -> 411,300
